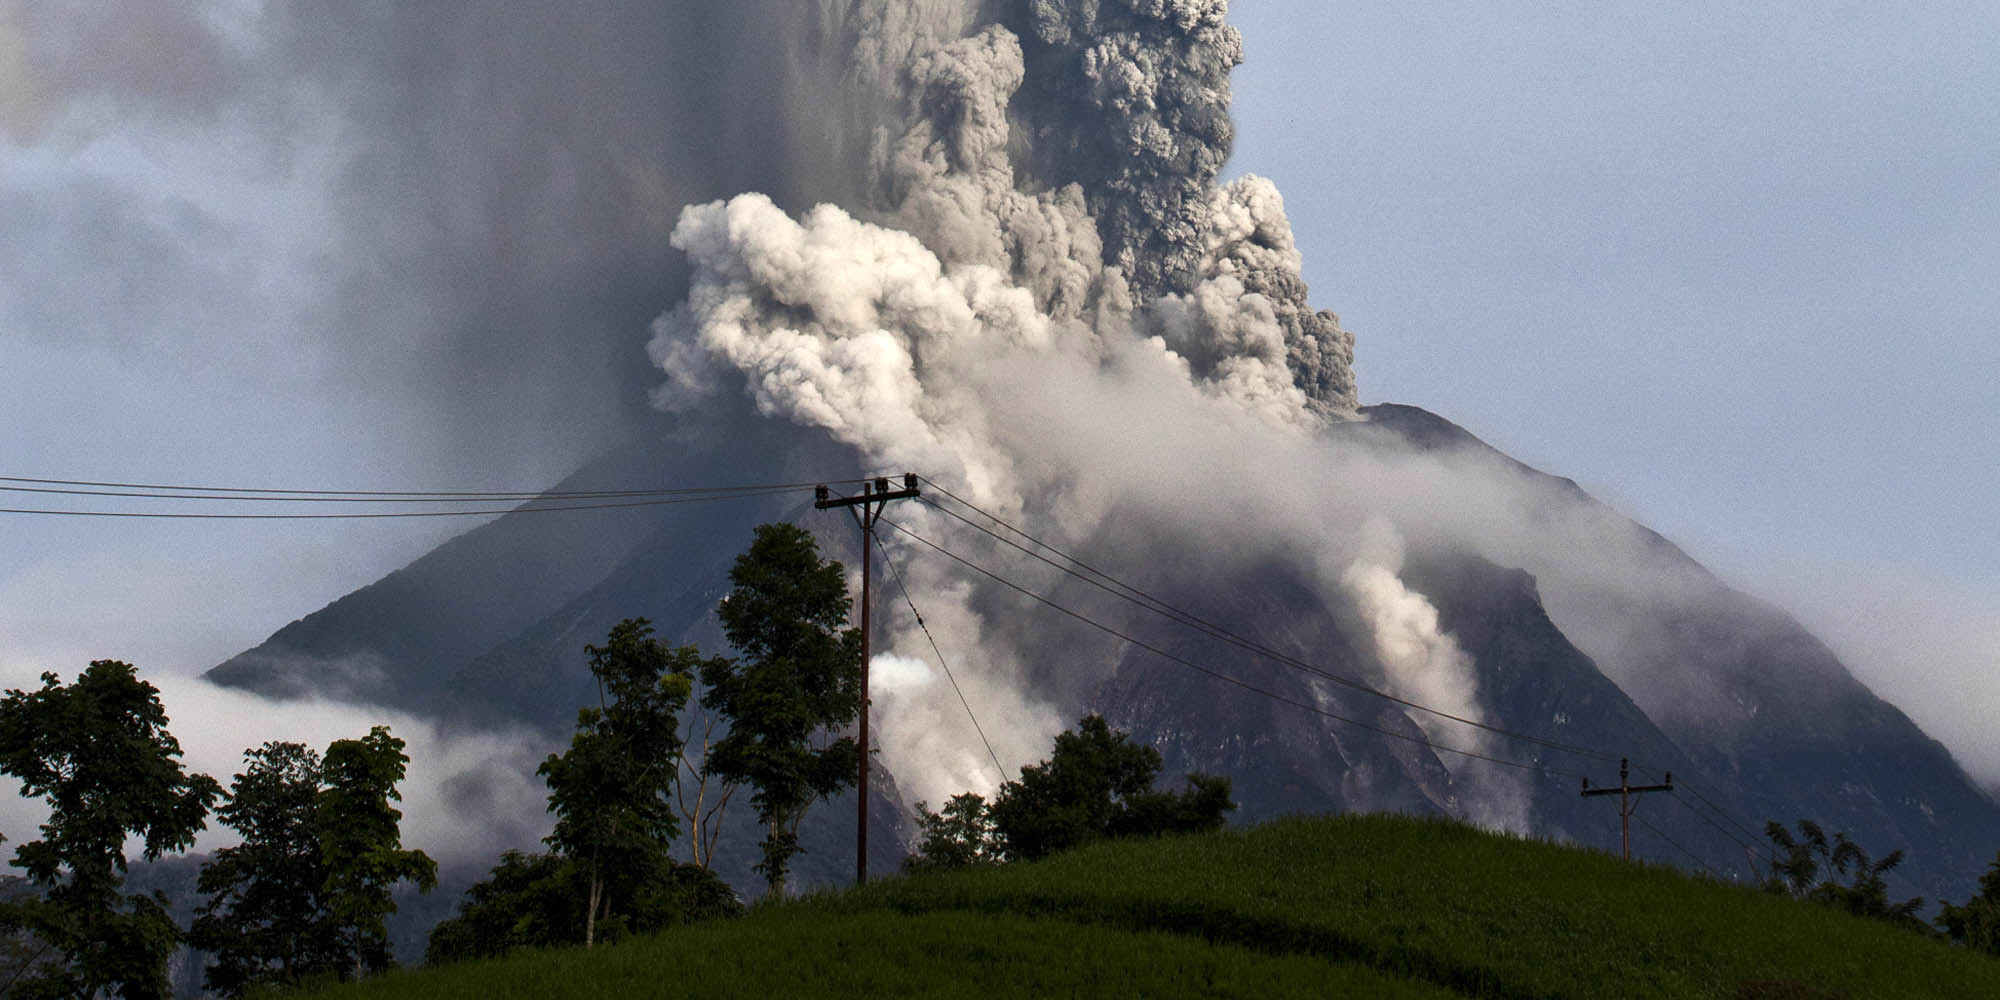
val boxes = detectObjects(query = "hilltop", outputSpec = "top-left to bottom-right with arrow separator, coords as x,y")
304,814 -> 1997,999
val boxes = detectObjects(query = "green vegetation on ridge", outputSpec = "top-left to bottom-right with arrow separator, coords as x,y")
305,813 -> 2000,999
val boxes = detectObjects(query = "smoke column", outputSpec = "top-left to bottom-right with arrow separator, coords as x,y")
646,0 -> 1528,818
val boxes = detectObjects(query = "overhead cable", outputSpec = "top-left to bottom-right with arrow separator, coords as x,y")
914,478 -> 1618,763
874,534 -> 1010,785
877,513 -> 1582,779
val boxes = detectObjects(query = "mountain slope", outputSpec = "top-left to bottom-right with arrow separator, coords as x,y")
203,404 -> 2000,905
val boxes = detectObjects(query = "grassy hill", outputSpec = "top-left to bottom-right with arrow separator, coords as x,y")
304,814 -> 1997,999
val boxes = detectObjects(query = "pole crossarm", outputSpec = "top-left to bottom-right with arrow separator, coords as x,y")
1582,757 -> 1674,861
814,473 -> 921,886
814,474 -> 921,512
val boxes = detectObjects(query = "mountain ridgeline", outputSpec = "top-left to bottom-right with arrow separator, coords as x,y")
204,404 -> 2000,905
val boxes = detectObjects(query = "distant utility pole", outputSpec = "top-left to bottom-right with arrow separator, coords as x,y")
815,473 -> 921,886
1581,758 -> 1673,861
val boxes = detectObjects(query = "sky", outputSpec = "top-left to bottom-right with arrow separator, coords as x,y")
0,0 -> 1996,817
1226,3 -> 2000,785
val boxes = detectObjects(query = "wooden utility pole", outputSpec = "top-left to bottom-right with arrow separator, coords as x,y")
815,473 -> 920,885
1581,758 -> 1672,861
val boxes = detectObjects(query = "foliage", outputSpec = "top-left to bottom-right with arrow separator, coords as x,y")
985,714 -> 1233,862
539,618 -> 702,944
0,660 -> 221,1000
191,741 -> 344,996
425,851 -> 742,965
702,523 -> 863,895
425,852 -> 576,964
904,793 -> 1003,874
1935,848 -> 2000,955
319,726 -> 438,978
1761,819 -> 1928,933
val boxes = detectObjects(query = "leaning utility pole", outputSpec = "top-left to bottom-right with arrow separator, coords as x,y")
815,473 -> 921,885
1581,758 -> 1673,861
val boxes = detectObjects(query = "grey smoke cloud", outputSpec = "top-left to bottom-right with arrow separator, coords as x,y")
640,3 -> 1544,816
0,0 -> 242,140
1011,0 -> 1357,416
4,1 -> 927,490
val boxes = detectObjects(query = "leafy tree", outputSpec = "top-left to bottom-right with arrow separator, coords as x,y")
538,618 -> 702,945
423,851 -> 575,964
904,792 -> 1003,874
987,714 -> 1234,862
0,660 -> 221,1000
424,850 -> 741,964
702,523 -> 863,896
318,726 -> 437,978
1762,819 -> 1926,932
1936,849 -> 2000,954
190,742 -> 343,996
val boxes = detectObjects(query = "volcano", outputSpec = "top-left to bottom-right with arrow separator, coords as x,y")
207,402 -> 2000,904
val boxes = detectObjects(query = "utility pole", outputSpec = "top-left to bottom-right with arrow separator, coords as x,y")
815,473 -> 920,886
1581,758 -> 1672,861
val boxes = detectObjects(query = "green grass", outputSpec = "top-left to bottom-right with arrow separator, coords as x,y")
306,814 -> 1999,999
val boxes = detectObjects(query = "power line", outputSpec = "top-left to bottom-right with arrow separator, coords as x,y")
0,486 -> 815,519
0,473 -> 865,499
877,513 -> 1583,780
1632,811 -> 1725,879
0,483 -> 803,504
1633,763 -> 1937,901
916,476 -> 1938,890
913,481 -> 1618,764
874,533 -> 1009,785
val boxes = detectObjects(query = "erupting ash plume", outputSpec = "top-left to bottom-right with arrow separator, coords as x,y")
647,0 -> 1484,816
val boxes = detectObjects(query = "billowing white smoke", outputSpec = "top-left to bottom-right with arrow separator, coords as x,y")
870,649 -> 1054,806
645,3 -> 1517,820
653,0 -> 1798,833
1332,521 -> 1529,832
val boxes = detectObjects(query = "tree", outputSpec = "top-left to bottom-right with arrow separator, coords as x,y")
318,726 -> 437,978
673,696 -> 737,871
0,660 -> 221,1000
190,742 -> 342,996
424,850 -> 741,965
903,792 -> 1002,874
424,851 -> 575,964
702,523 -> 863,896
1936,849 -> 2000,954
1762,819 -> 1927,932
987,714 -> 1234,862
538,618 -> 701,946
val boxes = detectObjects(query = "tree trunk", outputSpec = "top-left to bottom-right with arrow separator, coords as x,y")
585,871 -> 602,948
767,819 -> 786,898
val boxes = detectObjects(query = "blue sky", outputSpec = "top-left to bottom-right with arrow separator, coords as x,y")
1,3 -> 1995,781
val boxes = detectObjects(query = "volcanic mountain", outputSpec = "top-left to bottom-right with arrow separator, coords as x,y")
207,403 -> 2000,905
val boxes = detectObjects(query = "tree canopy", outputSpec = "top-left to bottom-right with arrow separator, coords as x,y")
539,618 -> 704,945
0,660 -> 221,1000
703,522 -> 864,896
908,715 -> 1234,871
985,714 -> 1234,863
1762,819 -> 1926,933
191,741 -> 342,997
1937,849 -> 2000,954
318,726 -> 437,978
